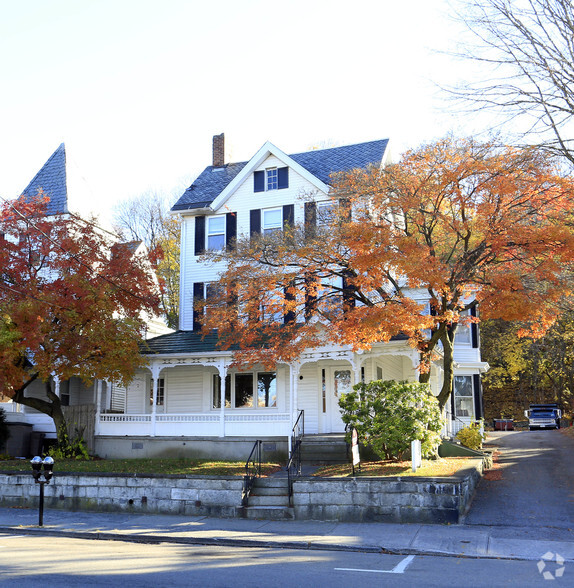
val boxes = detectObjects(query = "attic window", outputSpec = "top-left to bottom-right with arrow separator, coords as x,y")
267,168 -> 278,190
254,167 -> 289,192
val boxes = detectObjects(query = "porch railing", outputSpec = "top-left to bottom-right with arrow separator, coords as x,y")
286,409 -> 304,507
241,439 -> 262,507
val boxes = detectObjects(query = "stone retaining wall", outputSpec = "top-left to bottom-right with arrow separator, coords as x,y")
0,457 -> 486,523
0,472 -> 244,518
293,460 -> 484,524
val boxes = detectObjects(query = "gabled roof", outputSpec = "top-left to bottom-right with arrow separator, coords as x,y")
172,139 -> 390,213
21,143 -> 68,215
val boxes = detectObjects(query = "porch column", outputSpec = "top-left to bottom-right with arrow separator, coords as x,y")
94,380 -> 102,436
52,375 -> 60,398
349,354 -> 362,386
150,363 -> 162,437
289,362 -> 301,454
217,361 -> 227,438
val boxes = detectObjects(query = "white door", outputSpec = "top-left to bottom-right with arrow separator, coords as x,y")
328,368 -> 352,433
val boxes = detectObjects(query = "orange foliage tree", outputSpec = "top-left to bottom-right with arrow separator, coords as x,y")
0,196 -> 160,447
203,137 -> 574,410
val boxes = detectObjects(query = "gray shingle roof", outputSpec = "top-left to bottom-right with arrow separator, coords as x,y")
140,330 -> 228,355
21,143 -> 68,216
171,139 -> 389,212
140,328 -> 407,356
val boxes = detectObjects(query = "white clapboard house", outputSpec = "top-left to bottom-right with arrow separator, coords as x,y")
94,135 -> 488,460
1,144 -> 171,447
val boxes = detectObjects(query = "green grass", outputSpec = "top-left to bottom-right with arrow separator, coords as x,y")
0,458 -> 283,477
313,457 -> 475,478
0,456 -> 477,477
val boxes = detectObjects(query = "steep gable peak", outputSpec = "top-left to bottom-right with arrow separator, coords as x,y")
172,137 -> 390,214
21,143 -> 97,220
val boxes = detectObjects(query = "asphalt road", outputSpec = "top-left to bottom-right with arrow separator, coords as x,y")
464,429 -> 574,539
0,534 -> 568,587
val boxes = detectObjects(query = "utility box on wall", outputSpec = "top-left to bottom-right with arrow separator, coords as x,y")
5,423 -> 33,457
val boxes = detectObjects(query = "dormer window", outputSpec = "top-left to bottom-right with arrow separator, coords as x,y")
254,167 -> 289,192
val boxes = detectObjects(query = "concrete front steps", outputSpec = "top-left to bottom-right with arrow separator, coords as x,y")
300,433 -> 349,465
239,478 -> 294,520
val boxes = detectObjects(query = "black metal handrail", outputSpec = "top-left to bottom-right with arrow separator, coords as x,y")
286,410 -> 304,506
242,439 -> 262,507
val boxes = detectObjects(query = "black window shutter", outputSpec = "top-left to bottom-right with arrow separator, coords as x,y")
451,380 -> 456,419
473,374 -> 483,419
283,204 -> 294,230
304,273 -> 317,321
340,198 -> 352,221
284,281 -> 296,325
250,209 -> 261,237
304,202 -> 316,239
192,282 -> 205,331
470,305 -> 479,348
226,212 -> 237,250
254,171 -> 265,192
278,167 -> 289,189
194,216 -> 206,256
342,271 -> 356,312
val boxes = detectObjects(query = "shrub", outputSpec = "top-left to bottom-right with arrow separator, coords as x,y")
339,380 -> 443,461
456,421 -> 485,450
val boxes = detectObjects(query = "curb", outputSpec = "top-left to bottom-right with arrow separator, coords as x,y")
0,525 -> 558,562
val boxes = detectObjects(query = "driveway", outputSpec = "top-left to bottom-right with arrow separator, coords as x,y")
463,429 -> 574,540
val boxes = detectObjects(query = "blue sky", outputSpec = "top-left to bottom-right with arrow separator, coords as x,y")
0,0 -> 475,221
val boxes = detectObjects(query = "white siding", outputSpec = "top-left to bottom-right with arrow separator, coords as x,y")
165,366 -> 204,413
297,364 -> 320,434
126,374 -> 146,413
178,154 -> 329,330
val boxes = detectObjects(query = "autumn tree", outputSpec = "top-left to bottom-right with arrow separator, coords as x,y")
202,137 -> 574,411
450,0 -> 574,165
0,195 -> 160,448
481,314 -> 574,418
113,191 -> 180,329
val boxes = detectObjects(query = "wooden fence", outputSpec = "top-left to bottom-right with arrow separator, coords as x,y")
62,405 -> 95,453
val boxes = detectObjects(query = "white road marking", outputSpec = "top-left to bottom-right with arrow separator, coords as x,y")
335,554 -> 416,574
0,535 -> 21,547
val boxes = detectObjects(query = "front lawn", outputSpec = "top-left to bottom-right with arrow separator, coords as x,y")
313,457 -> 476,478
0,456 -> 477,477
0,458 -> 282,477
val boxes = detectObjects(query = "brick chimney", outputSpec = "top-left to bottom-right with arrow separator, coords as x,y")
212,133 -> 225,167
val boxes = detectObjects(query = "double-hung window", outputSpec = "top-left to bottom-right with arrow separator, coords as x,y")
454,375 -> 474,418
207,216 -> 225,251
149,378 -> 165,406
316,201 -> 336,226
262,208 -> 282,235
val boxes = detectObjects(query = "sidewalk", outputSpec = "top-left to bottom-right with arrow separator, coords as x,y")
1,506 -> 573,562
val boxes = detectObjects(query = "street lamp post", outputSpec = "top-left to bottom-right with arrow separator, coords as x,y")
30,456 -> 54,527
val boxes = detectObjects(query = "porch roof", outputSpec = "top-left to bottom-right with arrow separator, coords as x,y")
140,329 -> 410,357
140,330 -> 227,355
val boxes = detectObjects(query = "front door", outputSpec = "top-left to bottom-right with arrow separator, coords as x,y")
327,368 -> 352,433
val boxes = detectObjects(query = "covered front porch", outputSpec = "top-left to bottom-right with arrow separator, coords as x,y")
93,336 -> 430,458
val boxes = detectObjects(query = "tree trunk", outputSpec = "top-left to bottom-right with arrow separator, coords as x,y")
437,326 -> 456,411
12,378 -> 70,447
